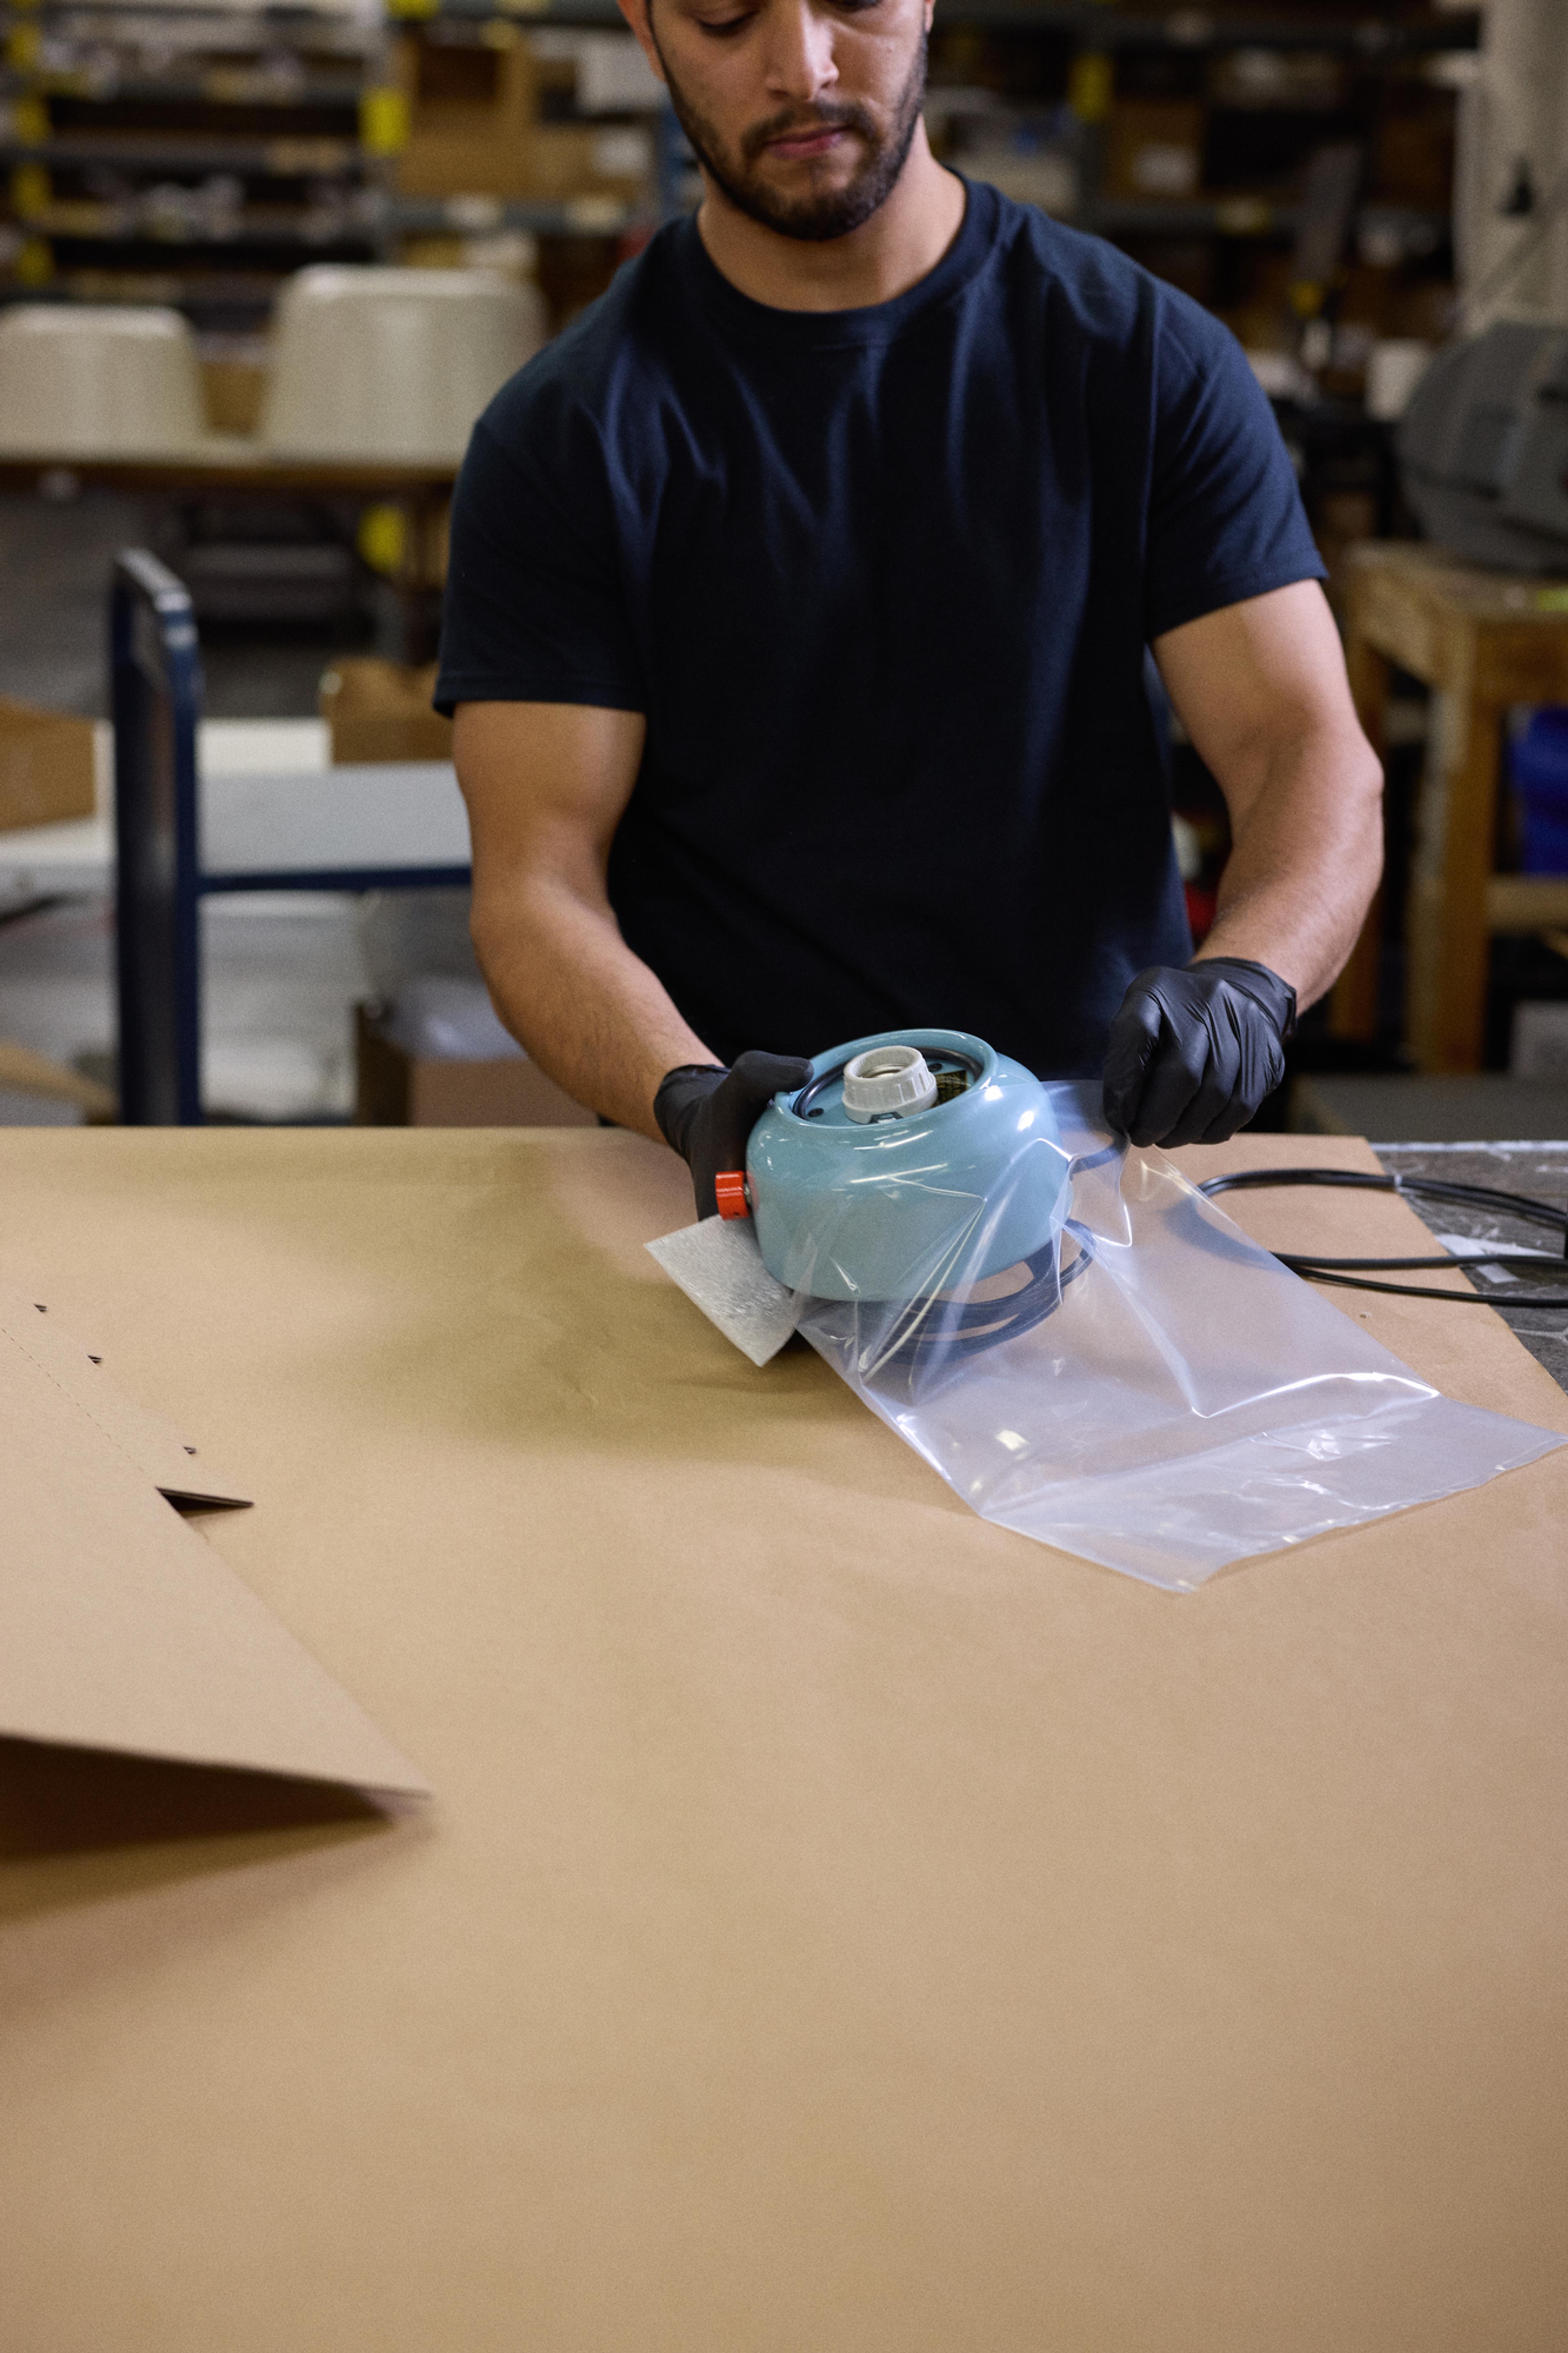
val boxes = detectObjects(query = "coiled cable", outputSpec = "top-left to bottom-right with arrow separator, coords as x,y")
1196,1166 -> 1568,1307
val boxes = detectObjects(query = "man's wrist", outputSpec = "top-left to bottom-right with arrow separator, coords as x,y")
653,1062 -> 728,1161
1188,954 -> 1297,1040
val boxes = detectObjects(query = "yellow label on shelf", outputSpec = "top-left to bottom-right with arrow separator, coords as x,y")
10,162 -> 51,219
565,194 -> 626,234
13,94 -> 49,144
1067,51 -> 1112,125
5,21 -> 42,68
358,504 -> 408,578
385,0 -> 438,18
15,237 -> 54,286
1535,588 -> 1568,614
359,87 -> 410,157
1214,197 -> 1274,236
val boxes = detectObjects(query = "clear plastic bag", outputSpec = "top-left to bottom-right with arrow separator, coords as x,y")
788,1084 -> 1564,1590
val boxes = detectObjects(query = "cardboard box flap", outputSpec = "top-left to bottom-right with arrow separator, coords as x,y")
0,1039 -> 115,1118
0,1325 -> 429,1796
0,1284 -> 251,1508
0,694 -> 97,833
319,659 -> 450,766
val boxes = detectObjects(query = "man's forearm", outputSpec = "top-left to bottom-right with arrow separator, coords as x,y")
1196,723 -> 1383,1010
472,874 -> 718,1140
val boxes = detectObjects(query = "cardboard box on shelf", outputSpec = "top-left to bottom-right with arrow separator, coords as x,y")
1102,100 -> 1205,203
521,122 -> 654,205
1374,107 -> 1454,211
392,26 -> 651,205
0,695 -> 97,832
400,120 -> 651,205
199,355 -> 268,436
393,25 -> 539,192
355,1004 -> 598,1128
320,660 -> 451,765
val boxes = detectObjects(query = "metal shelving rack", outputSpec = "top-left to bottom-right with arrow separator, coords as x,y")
0,0 -> 390,318
2,2 -> 1484,309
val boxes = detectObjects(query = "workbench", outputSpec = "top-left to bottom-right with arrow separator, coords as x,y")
0,449 -> 454,657
2,1124 -> 1566,2351
110,550 -> 469,1122
1336,540 -> 1568,1070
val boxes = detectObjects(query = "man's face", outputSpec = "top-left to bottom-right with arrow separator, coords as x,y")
639,0 -> 931,243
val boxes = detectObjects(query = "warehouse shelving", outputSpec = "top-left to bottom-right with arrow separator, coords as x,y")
406,0 -> 1477,39
0,0 -> 1481,649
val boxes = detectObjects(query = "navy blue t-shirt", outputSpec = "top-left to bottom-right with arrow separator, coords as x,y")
435,179 -> 1323,1075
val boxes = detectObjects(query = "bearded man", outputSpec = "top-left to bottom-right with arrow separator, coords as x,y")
436,0 -> 1382,1216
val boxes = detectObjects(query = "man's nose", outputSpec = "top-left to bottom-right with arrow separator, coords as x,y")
760,0 -> 839,102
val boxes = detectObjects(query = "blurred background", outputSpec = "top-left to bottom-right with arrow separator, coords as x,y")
2,0 -> 1568,1146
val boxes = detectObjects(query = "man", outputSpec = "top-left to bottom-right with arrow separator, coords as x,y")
438,0 -> 1383,1217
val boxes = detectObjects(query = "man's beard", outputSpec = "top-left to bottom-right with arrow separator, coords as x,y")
654,30 -> 928,244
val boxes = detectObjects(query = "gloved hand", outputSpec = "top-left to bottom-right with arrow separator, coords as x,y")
654,1050 -> 814,1218
1102,957 -> 1296,1149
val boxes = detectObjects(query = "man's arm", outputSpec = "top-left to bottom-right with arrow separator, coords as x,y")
454,699 -> 718,1139
1151,577 -> 1383,1007
1102,578 -> 1383,1147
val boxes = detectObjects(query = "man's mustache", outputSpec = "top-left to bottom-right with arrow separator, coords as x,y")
742,103 -> 875,165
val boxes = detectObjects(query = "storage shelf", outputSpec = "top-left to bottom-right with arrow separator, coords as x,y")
2,0 -> 1480,42
412,0 -> 1479,47
1,2 -> 378,29
1,137 -> 363,175
385,192 -> 640,235
1078,195 -> 1448,241
17,221 -> 378,252
0,274 -> 298,311
11,74 -> 368,106
401,0 -> 704,23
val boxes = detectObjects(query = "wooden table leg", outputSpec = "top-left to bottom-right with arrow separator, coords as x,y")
1406,665 -> 1501,1073
1328,627 -> 1390,1040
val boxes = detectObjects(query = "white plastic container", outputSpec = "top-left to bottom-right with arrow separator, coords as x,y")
0,305 -> 209,456
260,266 -> 546,463
1366,338 -> 1432,422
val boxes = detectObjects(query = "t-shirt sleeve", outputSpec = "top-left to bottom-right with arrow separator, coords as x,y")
1143,293 -> 1325,643
433,401 -> 645,717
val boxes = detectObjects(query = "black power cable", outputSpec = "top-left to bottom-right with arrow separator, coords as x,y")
1197,1167 -> 1568,1308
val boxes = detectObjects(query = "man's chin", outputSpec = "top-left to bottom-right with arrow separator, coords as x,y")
719,165 -> 892,245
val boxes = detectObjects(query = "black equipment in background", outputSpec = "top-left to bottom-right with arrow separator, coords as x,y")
1398,321 -> 1568,572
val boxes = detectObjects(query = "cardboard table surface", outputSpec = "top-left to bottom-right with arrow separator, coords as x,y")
1,1126 -> 1566,2353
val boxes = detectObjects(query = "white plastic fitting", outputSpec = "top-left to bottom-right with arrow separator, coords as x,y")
0,306 -> 208,457
841,1044 -> 938,1124
260,266 -> 546,463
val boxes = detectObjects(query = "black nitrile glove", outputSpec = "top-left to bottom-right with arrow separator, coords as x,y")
1102,958 -> 1296,1149
654,1050 -> 814,1218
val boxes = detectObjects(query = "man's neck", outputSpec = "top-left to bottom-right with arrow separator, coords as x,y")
696,133 -> 966,313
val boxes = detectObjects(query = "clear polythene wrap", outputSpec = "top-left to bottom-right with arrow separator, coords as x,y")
785,1085 -> 1564,1591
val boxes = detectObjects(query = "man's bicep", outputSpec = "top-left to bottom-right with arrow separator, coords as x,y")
435,415 -> 645,719
453,699 -> 647,894
1151,581 -> 1360,809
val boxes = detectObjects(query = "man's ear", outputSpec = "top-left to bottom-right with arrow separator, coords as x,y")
615,0 -> 667,84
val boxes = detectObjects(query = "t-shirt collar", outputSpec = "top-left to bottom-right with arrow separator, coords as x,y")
671,173 -> 998,349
